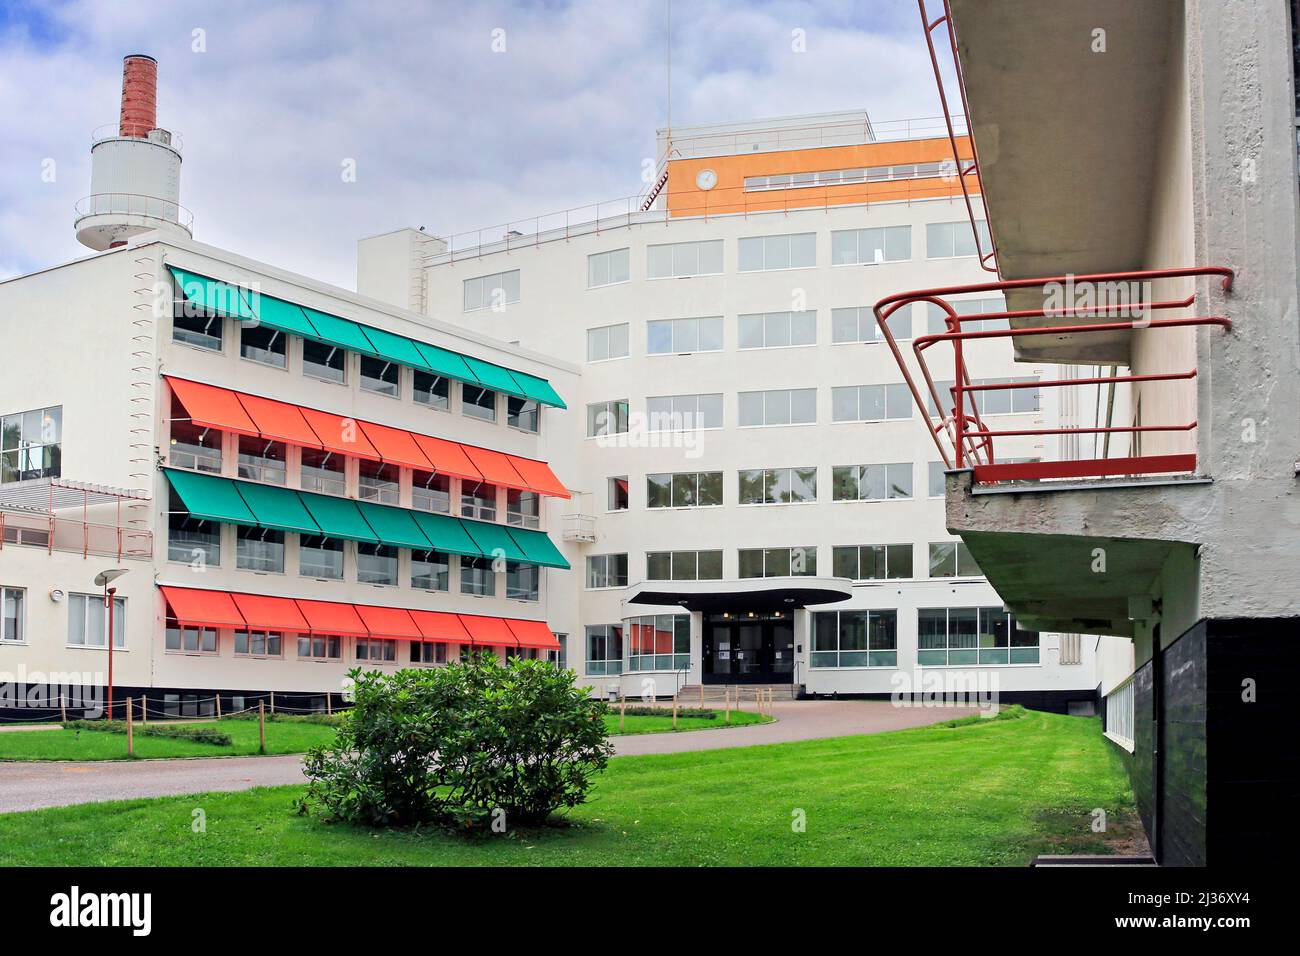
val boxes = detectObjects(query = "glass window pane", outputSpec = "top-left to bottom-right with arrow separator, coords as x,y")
764,312 -> 791,348
739,314 -> 764,349
698,317 -> 723,351
647,320 -> 672,354
831,386 -> 858,422
832,307 -> 860,343
698,472 -> 723,506
738,391 -> 764,427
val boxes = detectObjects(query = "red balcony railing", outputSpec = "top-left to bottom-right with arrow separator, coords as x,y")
871,266 -> 1235,484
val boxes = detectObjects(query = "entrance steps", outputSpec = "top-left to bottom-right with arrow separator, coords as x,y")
678,684 -> 799,704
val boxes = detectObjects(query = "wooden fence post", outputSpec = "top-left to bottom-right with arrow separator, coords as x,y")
725,687 -> 731,723
215,694 -> 221,719
126,697 -> 134,756
141,695 -> 148,724
672,695 -> 678,730
619,694 -> 625,733
258,700 -> 266,754
270,690 -> 275,715
699,684 -> 704,709
59,694 -> 66,725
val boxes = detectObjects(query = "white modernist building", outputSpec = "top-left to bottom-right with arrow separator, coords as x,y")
358,112 -> 1112,709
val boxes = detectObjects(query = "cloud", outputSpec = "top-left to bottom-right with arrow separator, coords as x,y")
0,0 -> 944,287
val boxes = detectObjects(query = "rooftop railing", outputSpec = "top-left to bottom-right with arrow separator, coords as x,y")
871,266 -> 1235,484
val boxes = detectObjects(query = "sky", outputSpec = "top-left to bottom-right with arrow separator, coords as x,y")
0,0 -> 950,288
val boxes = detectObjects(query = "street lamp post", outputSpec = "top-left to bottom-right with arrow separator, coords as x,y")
94,569 -> 128,719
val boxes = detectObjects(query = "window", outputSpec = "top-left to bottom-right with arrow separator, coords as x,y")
357,543 -> 398,585
607,476 -> 629,511
165,619 -> 217,654
298,634 -> 342,661
738,232 -> 816,271
168,492 -> 220,566
585,624 -> 623,675
460,556 -> 496,596
926,297 -> 1008,335
412,550 -> 450,591
359,356 -> 400,397
928,462 -> 946,497
918,607 -> 1039,665
586,323 -> 630,362
927,378 -> 1040,416
358,460 -> 399,505
646,393 -> 723,430
647,239 -> 723,279
926,220 -> 991,259
832,544 -> 913,580
412,471 -> 451,513
172,301 -> 222,351
738,467 -> 817,505
300,535 -> 344,579
738,311 -> 817,349
463,269 -> 520,311
586,553 -> 628,589
461,482 -> 497,521
300,449 -> 345,496
235,629 -> 283,658
928,541 -> 982,578
237,436 -> 286,484
587,400 -> 629,436
507,396 -> 539,433
831,384 -> 912,422
1106,678 -> 1135,749
647,471 -> 723,508
1,406 -> 61,484
303,339 -> 347,384
811,610 -> 897,668
626,614 -> 690,672
1,587 -> 24,643
744,161 -> 964,191
413,371 -> 450,410
832,463 -> 912,501
738,388 -> 816,427
738,546 -> 817,578
240,323 -> 287,368
831,305 -> 912,343
68,593 -> 126,647
588,248 -> 630,288
168,419 -> 222,474
506,561 -> 540,601
549,633 -> 567,670
647,316 -> 723,354
410,640 -> 449,665
355,637 -> 397,662
506,489 -> 540,528
646,550 -> 723,581
236,527 -> 284,573
462,385 -> 497,422
831,226 -> 911,265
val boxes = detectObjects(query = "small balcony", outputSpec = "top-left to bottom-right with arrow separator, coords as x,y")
561,513 -> 597,542
0,478 -> 153,562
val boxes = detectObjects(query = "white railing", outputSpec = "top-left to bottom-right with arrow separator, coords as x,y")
0,512 -> 153,561
91,123 -> 185,152
562,514 -> 597,542
1104,676 -> 1136,752
75,192 -> 194,232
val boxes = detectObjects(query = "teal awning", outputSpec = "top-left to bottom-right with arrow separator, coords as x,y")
166,265 -> 565,407
507,526 -> 570,569
164,469 -> 569,567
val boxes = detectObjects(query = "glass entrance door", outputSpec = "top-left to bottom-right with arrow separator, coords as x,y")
702,614 -> 794,684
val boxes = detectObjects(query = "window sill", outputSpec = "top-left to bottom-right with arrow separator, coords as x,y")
645,273 -> 723,281
916,662 -> 1042,668
736,421 -> 818,429
239,356 -> 289,372
170,338 -> 226,356
302,372 -> 348,387
587,280 -> 631,291
1103,730 -> 1136,753
830,497 -> 913,504
65,645 -> 129,652
737,500 -> 817,508
164,650 -> 218,657
808,664 -> 897,672
737,265 -> 818,275
737,343 -> 818,352
586,355 -> 630,365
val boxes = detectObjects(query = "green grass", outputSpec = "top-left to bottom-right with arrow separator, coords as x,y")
605,710 -> 770,735
0,709 -> 1136,866
0,719 -> 339,761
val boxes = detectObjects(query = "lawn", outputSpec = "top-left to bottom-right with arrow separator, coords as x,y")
0,718 -> 339,761
0,709 -> 764,761
604,710 -> 770,735
0,709 -> 1137,866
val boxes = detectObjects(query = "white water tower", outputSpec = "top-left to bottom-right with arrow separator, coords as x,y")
75,54 -> 192,250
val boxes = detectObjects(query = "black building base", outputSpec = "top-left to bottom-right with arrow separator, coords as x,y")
1109,617 -> 1300,866
798,688 -> 1098,715
0,683 -> 345,723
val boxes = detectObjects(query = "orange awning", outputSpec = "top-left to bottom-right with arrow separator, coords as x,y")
357,421 -> 433,471
506,619 -> 560,650
297,407 -> 381,461
408,610 -> 471,643
231,593 -> 309,632
411,434 -> 482,482
295,599 -> 369,637
235,392 -> 325,449
505,456 -> 570,499
168,378 -> 258,436
354,605 -> 423,640
458,614 -> 517,646
462,446 -> 529,490
161,586 -> 246,629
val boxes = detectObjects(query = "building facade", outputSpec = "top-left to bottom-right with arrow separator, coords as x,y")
358,112 -> 1106,709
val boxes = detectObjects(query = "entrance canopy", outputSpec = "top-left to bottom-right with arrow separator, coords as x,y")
624,576 -> 852,614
